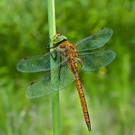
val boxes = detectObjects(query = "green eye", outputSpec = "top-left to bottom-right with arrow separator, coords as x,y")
53,35 -> 67,45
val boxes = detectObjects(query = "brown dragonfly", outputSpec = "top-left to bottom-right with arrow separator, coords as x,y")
17,27 -> 116,131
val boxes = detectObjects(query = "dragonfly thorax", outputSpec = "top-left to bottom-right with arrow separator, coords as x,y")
53,34 -> 67,45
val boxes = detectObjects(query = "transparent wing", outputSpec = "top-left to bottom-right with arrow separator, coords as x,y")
75,27 -> 113,51
79,49 -> 116,71
16,49 -> 65,73
26,63 -> 74,99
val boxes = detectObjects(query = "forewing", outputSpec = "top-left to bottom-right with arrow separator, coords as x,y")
75,27 -> 113,51
17,50 -> 63,73
79,49 -> 116,71
26,63 -> 74,98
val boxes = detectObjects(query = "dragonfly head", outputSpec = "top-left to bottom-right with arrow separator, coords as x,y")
53,33 -> 67,45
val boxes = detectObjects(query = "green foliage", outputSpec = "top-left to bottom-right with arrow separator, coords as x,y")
0,0 -> 135,135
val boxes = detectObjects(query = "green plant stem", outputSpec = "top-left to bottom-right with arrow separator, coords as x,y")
47,0 -> 61,135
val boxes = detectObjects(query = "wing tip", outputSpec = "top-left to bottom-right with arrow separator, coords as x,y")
101,27 -> 113,36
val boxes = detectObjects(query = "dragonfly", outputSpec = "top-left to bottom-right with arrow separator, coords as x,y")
17,27 -> 116,131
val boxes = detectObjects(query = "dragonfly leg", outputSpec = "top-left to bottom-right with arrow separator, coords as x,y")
58,56 -> 66,80
76,57 -> 84,68
46,40 -> 57,60
46,38 -> 51,50
46,46 -> 54,50
46,42 -> 59,50
48,49 -> 57,61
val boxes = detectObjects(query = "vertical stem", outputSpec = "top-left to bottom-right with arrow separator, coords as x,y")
47,0 -> 56,39
47,0 -> 61,135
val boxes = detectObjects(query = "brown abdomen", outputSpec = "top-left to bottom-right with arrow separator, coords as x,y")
74,71 -> 91,131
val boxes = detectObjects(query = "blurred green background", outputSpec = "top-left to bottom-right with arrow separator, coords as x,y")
0,0 -> 135,135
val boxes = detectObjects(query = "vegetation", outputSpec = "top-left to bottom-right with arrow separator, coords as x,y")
0,0 -> 135,135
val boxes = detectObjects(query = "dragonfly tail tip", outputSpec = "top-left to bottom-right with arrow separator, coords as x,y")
88,125 -> 92,132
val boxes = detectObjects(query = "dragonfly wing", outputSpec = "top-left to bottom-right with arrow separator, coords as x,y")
79,49 -> 116,71
26,63 -> 74,98
17,50 -> 63,73
75,27 -> 113,51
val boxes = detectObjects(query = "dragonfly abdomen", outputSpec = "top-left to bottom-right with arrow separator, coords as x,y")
74,71 -> 91,131
59,40 -> 91,131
